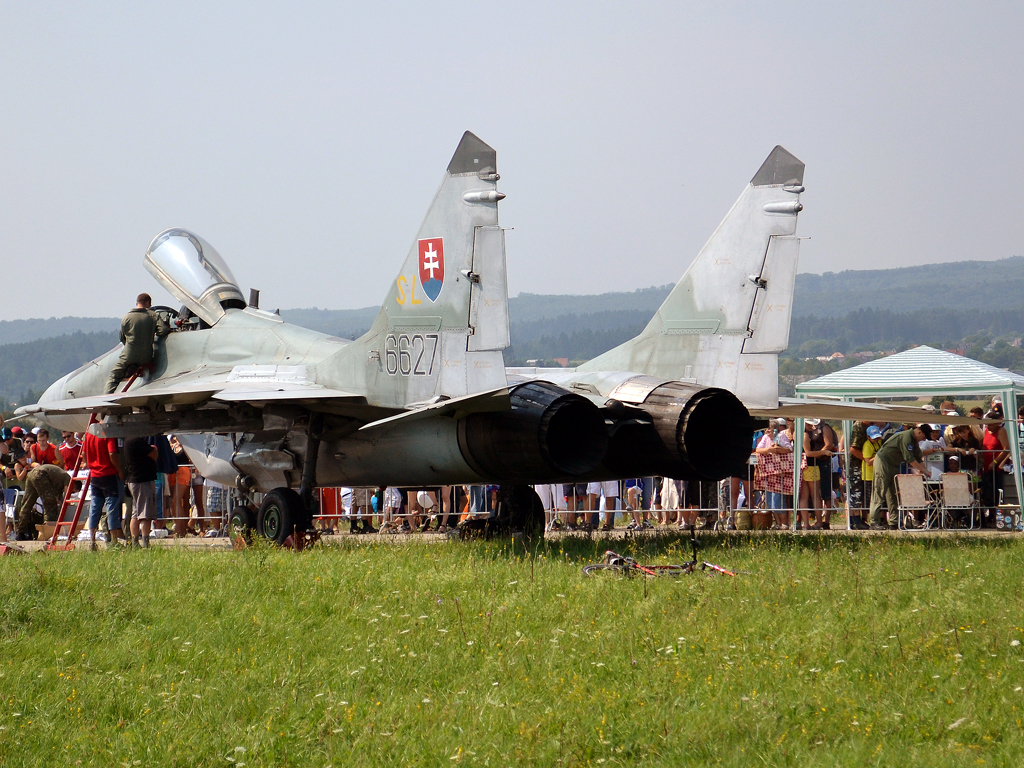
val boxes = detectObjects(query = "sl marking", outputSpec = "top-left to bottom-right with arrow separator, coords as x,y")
395,274 -> 423,305
384,333 -> 438,376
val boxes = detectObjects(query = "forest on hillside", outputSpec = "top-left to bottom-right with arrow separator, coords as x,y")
5,256 -> 1024,402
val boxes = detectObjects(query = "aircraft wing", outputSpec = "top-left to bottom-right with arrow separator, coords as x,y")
16,364 -> 370,431
750,397 -> 994,425
358,387 -> 511,431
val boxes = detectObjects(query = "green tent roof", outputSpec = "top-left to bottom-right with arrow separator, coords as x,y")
795,345 -> 1024,398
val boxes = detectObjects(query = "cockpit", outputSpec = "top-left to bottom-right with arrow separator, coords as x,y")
143,229 -> 247,327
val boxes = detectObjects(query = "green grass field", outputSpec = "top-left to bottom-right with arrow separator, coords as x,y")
2,533 -> 1024,767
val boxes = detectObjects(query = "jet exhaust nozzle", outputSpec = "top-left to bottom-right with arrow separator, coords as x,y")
607,382 -> 751,481
458,381 -> 608,482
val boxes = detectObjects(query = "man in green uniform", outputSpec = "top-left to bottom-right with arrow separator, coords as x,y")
15,463 -> 71,540
868,424 -> 931,530
104,293 -> 170,394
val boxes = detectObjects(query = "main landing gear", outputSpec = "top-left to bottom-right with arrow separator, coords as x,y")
458,485 -> 545,541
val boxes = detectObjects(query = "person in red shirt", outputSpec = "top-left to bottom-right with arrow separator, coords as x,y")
59,432 -> 82,470
84,432 -> 124,547
29,429 -> 62,469
980,410 -> 1011,525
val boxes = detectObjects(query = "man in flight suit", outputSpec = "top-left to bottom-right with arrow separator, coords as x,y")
868,424 -> 931,530
15,462 -> 71,540
105,293 -> 170,394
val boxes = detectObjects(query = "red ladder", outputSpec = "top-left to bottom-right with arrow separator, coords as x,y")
45,366 -> 150,551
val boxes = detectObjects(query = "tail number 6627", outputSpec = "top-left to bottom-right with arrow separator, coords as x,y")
384,333 -> 438,376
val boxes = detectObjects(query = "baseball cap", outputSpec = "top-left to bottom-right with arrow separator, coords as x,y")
866,425 -> 882,440
930,423 -> 942,432
30,427 -> 41,435
0,427 -> 12,440
11,426 -> 24,436
806,418 -> 821,426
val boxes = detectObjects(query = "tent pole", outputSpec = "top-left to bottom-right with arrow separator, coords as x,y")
793,416 -> 804,530
842,399 -> 853,531
1005,387 -> 1023,519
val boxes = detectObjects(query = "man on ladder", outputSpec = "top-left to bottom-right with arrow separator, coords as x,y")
104,293 -> 170,394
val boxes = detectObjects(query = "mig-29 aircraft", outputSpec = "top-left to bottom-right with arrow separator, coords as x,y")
21,132 -> 816,542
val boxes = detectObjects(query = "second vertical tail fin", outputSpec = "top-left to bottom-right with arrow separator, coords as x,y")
580,146 -> 805,408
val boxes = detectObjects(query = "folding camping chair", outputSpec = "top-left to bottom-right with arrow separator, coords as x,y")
895,474 -> 937,530
939,472 -> 979,530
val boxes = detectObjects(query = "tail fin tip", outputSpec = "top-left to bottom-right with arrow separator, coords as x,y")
448,131 -> 496,175
751,146 -> 804,187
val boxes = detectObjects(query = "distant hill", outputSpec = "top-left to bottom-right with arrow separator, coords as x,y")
0,316 -> 118,346
793,256 -> 1024,317
508,285 -> 673,321
278,307 -> 380,339
7,256 -> 1024,401
0,331 -> 117,408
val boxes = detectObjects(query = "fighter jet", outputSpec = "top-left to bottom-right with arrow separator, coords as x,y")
20,132 -> 811,541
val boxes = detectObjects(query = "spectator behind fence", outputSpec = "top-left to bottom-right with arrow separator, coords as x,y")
755,419 -> 790,529
818,421 -> 839,524
847,421 -> 870,530
918,424 -> 946,480
800,419 -> 830,530
59,432 -> 82,470
968,407 -> 986,443
980,411 -> 1011,526
28,429 -> 62,469
946,424 -> 980,472
775,419 -> 796,528
860,426 -> 884,529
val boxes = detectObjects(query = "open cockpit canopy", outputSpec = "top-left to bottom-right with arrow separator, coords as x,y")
143,229 -> 246,325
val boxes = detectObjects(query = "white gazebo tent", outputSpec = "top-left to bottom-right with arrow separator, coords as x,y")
793,345 -> 1024,524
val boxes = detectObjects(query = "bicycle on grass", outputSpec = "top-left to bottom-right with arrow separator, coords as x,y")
581,526 -> 736,577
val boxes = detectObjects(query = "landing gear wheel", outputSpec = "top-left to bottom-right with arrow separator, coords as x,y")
258,488 -> 305,546
229,506 -> 257,542
498,486 -> 545,541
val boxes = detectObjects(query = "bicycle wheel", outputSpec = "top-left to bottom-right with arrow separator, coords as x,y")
582,564 -> 628,577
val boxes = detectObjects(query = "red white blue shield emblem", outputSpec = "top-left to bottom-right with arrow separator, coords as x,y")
418,237 -> 444,302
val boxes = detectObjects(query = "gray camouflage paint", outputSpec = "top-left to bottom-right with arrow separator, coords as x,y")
22,137 -> 805,490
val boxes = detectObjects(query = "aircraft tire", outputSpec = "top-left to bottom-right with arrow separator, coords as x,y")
229,506 -> 257,541
258,488 -> 304,546
500,485 -> 545,541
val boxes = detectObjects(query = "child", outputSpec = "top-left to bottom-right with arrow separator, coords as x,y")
861,425 -> 883,523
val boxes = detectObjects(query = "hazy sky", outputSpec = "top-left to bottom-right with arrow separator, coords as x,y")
2,2 -> 1021,320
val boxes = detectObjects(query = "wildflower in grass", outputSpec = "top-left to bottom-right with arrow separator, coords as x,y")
1012,640 -> 1021,647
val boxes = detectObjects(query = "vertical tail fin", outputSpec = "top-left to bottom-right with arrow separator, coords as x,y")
580,146 -> 804,408
348,132 -> 510,407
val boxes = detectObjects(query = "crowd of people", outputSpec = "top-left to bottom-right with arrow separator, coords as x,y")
1,426 -> 227,546
2,397 -> 1019,543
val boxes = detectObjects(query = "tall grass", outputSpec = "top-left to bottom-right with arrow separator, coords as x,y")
1,533 -> 1023,766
